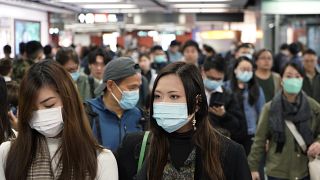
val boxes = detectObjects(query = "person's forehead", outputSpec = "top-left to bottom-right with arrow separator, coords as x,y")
185,46 -> 197,51
206,69 -> 224,76
154,50 -> 164,54
156,75 -> 184,93
284,66 -> 299,74
95,56 -> 105,63
239,47 -> 251,52
36,86 -> 59,103
238,61 -> 252,67
303,54 -> 317,59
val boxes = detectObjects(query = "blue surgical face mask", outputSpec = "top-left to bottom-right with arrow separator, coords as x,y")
204,79 -> 223,91
153,102 -> 194,133
154,55 -> 167,63
283,78 -> 303,94
236,71 -> 253,83
111,84 -> 140,110
70,72 -> 80,81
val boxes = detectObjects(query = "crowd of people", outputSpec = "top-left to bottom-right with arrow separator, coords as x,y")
0,39 -> 319,180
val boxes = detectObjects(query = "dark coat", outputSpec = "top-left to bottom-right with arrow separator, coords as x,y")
208,88 -> 247,143
302,73 -> 320,103
116,131 -> 252,180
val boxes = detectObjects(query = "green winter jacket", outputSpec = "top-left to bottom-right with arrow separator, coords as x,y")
76,74 -> 100,101
248,96 -> 320,179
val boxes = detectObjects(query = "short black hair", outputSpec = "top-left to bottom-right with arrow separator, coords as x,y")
3,45 -> 11,54
203,55 -> 225,73
288,42 -> 301,55
235,43 -> 253,53
56,47 -> 79,65
151,45 -> 163,53
6,81 -> 19,107
43,45 -> 52,56
170,40 -> 181,47
25,41 -> 43,60
138,53 -> 150,61
203,44 -> 215,54
19,42 -> 26,55
280,62 -> 304,78
254,49 -> 273,62
88,48 -> 110,65
182,40 -> 200,53
0,59 -> 12,76
280,43 -> 289,50
303,49 -> 317,56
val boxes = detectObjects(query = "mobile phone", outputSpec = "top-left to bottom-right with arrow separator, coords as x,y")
10,106 -> 17,116
212,101 -> 224,107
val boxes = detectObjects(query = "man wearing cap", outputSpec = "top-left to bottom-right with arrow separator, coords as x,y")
85,57 -> 143,151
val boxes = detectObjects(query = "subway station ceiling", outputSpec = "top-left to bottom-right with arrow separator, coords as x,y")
35,0 -> 249,14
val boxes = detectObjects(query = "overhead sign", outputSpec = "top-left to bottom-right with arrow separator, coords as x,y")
78,13 -> 118,24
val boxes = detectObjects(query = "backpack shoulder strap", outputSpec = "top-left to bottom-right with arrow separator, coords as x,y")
84,102 -> 103,144
88,76 -> 95,98
137,131 -> 150,172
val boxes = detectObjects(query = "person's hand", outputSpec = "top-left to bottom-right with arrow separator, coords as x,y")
251,171 -> 260,180
209,106 -> 226,117
307,142 -> 320,158
8,111 -> 18,130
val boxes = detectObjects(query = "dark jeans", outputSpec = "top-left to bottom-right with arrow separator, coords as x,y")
241,135 -> 265,180
268,176 -> 310,180
241,134 -> 254,155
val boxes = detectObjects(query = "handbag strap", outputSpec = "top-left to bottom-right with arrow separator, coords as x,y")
285,120 -> 307,152
137,131 -> 150,172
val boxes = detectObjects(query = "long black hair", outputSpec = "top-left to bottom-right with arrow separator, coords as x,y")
230,56 -> 260,105
0,76 -> 14,143
147,62 -> 224,180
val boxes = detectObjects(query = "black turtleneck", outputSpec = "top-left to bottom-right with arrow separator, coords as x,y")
168,130 -> 195,170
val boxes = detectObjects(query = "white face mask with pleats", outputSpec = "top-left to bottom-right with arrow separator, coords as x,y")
29,106 -> 64,137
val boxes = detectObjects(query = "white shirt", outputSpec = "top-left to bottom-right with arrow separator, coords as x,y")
3,76 -> 11,82
0,138 -> 118,180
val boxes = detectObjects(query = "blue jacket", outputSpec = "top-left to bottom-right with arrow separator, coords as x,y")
225,81 -> 266,135
86,96 -> 142,151
290,55 -> 303,68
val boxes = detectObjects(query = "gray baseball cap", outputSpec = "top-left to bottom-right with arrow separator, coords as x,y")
94,57 -> 140,95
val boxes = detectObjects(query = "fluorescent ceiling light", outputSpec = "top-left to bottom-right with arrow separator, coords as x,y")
82,4 -> 136,9
165,0 -> 230,2
179,8 -> 229,13
57,0 -> 122,2
94,9 -> 142,13
173,4 -> 229,8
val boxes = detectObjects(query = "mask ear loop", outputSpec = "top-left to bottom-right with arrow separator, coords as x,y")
110,81 -> 122,104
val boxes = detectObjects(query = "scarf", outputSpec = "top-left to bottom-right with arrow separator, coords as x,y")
269,91 -> 314,153
27,140 -> 62,180
27,139 -> 91,180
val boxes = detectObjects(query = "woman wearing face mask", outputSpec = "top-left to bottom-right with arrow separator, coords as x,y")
249,62 -> 320,180
0,77 -> 16,144
227,56 -> 266,155
116,62 -> 251,180
0,61 -> 118,179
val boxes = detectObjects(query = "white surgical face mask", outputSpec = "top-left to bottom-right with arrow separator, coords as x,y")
29,106 -> 64,137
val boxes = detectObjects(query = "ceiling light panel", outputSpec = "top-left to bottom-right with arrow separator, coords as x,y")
81,4 -> 137,9
179,8 -> 229,13
173,4 -> 229,8
165,0 -> 230,2
57,0 -> 122,3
